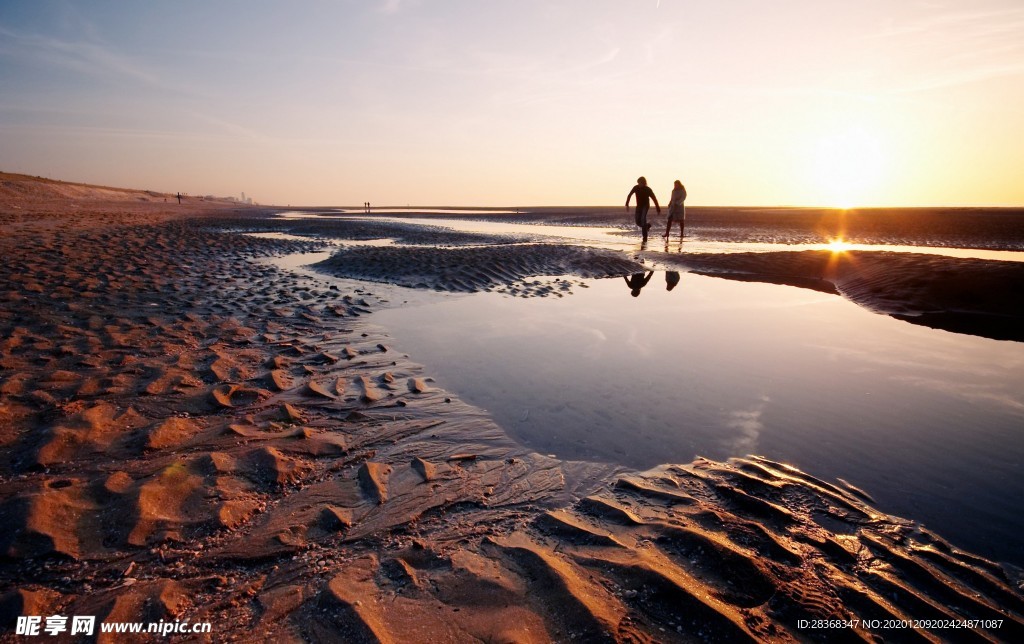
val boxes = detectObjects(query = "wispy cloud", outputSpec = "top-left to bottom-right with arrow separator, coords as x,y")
0,118 -> 374,150
723,395 -> 771,455
187,111 -> 270,143
0,23 -> 161,86
0,122 -> 217,143
868,6 -> 1024,93
870,7 -> 1024,40
378,0 -> 414,16
891,375 -> 1024,416
895,61 -> 1024,92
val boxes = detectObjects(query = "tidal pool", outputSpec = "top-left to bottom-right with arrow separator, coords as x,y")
274,211 -> 1024,262
371,272 -> 1024,565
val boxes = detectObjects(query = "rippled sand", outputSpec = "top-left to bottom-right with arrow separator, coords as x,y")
1,174 -> 1021,641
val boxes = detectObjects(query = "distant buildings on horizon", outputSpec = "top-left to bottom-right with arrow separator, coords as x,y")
201,191 -> 254,205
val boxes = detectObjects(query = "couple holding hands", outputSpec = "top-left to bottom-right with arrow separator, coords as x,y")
625,176 -> 686,241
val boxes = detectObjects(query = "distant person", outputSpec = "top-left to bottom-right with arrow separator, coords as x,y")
665,270 -> 680,291
625,176 -> 660,241
624,271 -> 654,297
176,192 -> 182,204
663,180 -> 686,239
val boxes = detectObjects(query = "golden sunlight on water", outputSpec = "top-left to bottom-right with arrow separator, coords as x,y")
827,237 -> 854,252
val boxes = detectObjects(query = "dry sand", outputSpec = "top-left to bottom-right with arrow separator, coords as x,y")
1,173 -> 1022,642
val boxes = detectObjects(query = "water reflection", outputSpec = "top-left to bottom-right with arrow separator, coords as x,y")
666,271 -> 681,291
624,271 -> 654,297
624,270 -> 681,296
273,210 -> 1024,261
371,272 -> 1024,565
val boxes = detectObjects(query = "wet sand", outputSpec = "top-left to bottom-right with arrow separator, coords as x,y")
408,205 -> 1024,251
286,207 -> 1024,341
651,249 -> 1024,342
1,173 -> 1022,642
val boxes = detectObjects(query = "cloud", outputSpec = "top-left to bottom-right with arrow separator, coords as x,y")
870,6 -> 1024,40
898,63 -> 1024,93
0,121 -> 207,142
723,395 -> 771,455
891,375 -> 1024,416
0,23 -> 161,87
187,111 -> 270,143
378,0 -> 406,15
867,6 -> 1024,93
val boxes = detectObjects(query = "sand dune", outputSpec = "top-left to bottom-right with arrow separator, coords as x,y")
0,175 -> 1021,641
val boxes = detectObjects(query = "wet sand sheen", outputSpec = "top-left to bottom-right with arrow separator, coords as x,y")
282,210 -> 1024,262
1,173 -> 1021,642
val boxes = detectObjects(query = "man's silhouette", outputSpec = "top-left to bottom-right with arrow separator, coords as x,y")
626,177 -> 660,242
624,271 -> 654,297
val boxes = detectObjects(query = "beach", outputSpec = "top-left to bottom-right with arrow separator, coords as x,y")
2,173 -> 1023,642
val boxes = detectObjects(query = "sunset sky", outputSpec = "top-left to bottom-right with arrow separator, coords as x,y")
2,1 -> 1022,207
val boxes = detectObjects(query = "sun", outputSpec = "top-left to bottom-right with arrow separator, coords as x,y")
826,237 -> 853,252
810,127 -> 887,209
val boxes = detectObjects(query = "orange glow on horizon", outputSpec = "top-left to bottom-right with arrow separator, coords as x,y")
1,4 -> 1022,207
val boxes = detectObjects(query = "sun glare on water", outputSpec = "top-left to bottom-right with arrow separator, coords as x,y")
811,127 -> 888,209
827,238 -> 853,252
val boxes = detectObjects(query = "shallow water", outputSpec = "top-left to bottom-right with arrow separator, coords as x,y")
277,208 -> 521,216
658,240 -> 1024,262
263,213 -> 1024,565
247,232 -> 398,270
371,272 -> 1024,565
274,212 -> 1024,262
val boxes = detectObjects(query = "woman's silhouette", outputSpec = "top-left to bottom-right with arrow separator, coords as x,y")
665,271 -> 681,292
663,180 -> 686,240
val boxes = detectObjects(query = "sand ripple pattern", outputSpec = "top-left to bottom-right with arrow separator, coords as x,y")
313,243 -> 647,295
0,176 -> 1021,642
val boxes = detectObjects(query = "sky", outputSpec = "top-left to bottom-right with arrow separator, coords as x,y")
1,0 -> 1023,207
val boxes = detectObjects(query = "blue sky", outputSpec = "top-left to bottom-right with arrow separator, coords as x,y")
2,0 -> 1023,206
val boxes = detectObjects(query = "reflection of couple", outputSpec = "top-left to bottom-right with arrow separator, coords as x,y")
625,176 -> 687,241
624,270 -> 681,297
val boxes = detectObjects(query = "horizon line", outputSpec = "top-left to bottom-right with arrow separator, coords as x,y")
3,171 -> 1023,211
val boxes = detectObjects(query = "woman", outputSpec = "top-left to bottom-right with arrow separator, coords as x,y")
663,179 -> 687,239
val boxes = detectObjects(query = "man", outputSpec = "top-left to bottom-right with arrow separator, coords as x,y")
625,176 -> 659,241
